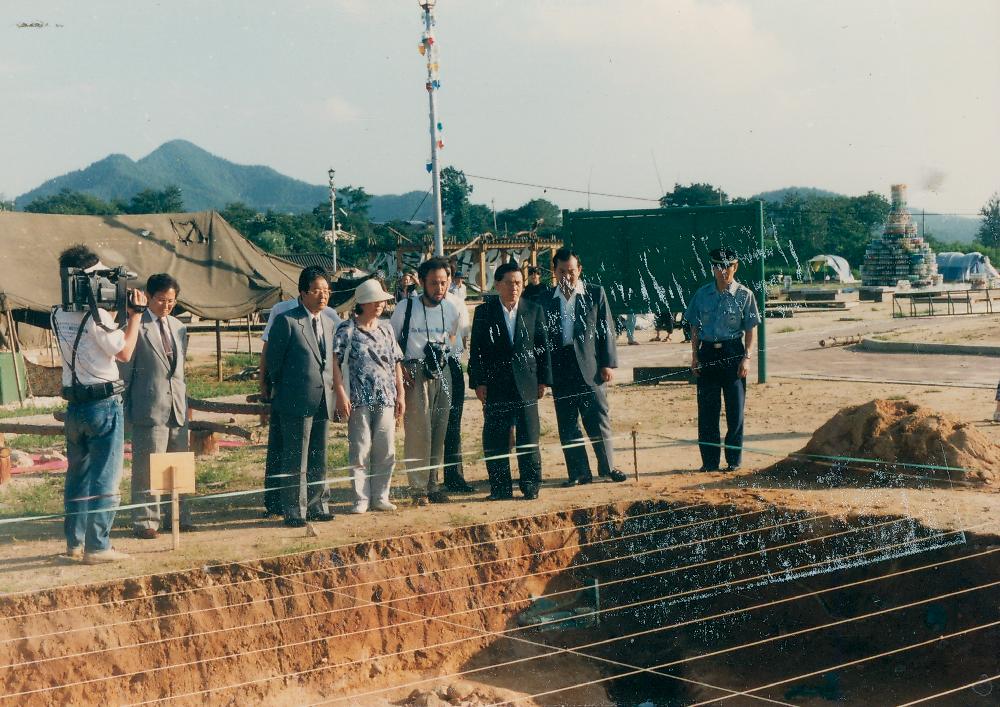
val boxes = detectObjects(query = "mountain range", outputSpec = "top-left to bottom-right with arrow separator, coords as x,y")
15,141 -> 979,242
15,139 -> 434,221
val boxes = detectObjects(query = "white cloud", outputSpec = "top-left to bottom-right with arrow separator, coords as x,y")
322,95 -> 364,122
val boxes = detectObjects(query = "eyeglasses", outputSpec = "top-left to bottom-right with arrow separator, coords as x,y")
307,288 -> 331,296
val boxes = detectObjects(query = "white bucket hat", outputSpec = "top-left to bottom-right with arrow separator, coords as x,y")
354,279 -> 394,305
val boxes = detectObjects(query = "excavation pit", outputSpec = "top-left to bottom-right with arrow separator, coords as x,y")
0,500 -> 997,706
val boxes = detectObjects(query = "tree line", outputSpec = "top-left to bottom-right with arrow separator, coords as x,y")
17,177 -> 998,268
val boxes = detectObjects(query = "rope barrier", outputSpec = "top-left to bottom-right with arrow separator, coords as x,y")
12,510 -> 941,700
6,515 -> 973,677
0,501 -> 709,636
894,673 -> 1000,706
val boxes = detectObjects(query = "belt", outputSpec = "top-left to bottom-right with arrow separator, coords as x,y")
701,338 -> 742,350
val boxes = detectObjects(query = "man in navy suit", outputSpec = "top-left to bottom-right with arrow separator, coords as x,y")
544,248 -> 627,486
468,262 -> 552,500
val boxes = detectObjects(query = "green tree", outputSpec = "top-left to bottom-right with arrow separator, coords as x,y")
440,166 -> 474,240
23,188 -> 120,215
125,185 -> 184,214
976,192 -> 1000,248
220,201 -> 263,238
496,198 -> 562,235
659,182 -> 728,208
0,194 -> 13,212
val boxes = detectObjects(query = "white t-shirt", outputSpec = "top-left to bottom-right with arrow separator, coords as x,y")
445,291 -> 471,356
260,298 -> 342,342
390,294 -> 461,361
52,307 -> 126,386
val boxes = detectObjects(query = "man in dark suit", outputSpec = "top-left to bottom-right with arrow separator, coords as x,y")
544,247 -> 627,486
119,273 -> 191,539
265,267 -> 336,527
468,262 -> 552,500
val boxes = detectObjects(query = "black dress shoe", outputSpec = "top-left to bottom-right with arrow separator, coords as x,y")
446,482 -> 476,493
427,491 -> 451,504
562,478 -> 593,487
726,463 -> 742,472
600,469 -> 628,483
699,465 -> 720,472
485,494 -> 513,501
306,512 -> 334,522
521,490 -> 539,500
262,510 -> 282,519
283,518 -> 306,528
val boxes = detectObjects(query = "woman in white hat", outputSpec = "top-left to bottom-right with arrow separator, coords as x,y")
332,279 -> 405,513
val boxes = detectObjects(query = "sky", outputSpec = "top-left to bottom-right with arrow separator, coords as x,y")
2,0 -> 998,215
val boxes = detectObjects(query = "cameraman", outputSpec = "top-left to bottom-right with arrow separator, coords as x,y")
52,245 -> 147,564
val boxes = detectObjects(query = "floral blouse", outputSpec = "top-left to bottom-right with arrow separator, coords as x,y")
333,319 -> 403,410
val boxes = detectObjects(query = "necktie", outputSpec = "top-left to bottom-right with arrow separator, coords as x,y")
157,318 -> 174,361
313,317 -> 326,364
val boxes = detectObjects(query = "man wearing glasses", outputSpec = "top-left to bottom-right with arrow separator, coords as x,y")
265,266 -> 337,527
685,248 -> 760,473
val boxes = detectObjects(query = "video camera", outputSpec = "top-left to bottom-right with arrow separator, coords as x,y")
60,265 -> 142,328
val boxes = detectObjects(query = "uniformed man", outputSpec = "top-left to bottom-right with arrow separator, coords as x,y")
685,247 -> 761,472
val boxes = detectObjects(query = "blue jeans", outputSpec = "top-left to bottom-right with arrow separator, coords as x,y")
64,395 -> 125,552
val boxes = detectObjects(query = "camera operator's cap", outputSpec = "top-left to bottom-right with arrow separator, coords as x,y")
354,279 -> 394,304
709,247 -> 739,266
454,271 -> 465,279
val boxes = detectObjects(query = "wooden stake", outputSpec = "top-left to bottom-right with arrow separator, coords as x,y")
631,423 -> 640,481
169,465 -> 181,550
215,320 -> 223,382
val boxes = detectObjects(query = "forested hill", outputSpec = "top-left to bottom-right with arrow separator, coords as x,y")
15,139 -> 433,220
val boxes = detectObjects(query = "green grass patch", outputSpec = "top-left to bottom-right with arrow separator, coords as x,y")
225,352 -> 260,368
0,403 -> 66,420
775,326 -> 799,334
5,434 -> 62,453
0,476 -> 64,519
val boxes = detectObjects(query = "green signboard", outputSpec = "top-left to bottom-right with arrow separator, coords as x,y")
562,202 -> 767,381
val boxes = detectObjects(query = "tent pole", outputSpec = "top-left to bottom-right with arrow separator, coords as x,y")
215,320 -> 223,382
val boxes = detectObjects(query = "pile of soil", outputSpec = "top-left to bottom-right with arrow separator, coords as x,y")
762,399 -> 1000,487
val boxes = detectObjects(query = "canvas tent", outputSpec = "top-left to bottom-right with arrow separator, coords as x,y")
936,252 -> 999,283
0,211 -> 301,329
807,254 -> 856,283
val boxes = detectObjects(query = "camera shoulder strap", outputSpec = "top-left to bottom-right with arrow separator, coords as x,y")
69,310 -> 94,389
398,295 -> 414,354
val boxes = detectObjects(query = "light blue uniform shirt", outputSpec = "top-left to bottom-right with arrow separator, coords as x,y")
684,280 -> 760,342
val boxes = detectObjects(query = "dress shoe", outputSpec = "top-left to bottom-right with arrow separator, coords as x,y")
427,491 -> 451,504
562,478 -> 593,487
283,518 -> 306,528
726,463 -> 742,472
306,512 -> 334,522
134,528 -> 158,540
600,469 -> 628,483
445,482 -> 476,493
522,489 -> 539,500
699,465 -> 720,472
262,509 -> 282,519
485,494 -> 513,501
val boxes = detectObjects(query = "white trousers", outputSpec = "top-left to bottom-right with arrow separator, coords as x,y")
348,405 -> 396,509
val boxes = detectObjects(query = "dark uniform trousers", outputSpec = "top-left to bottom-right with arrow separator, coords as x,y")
696,339 -> 746,469
263,409 -> 283,515
482,397 -> 542,498
551,344 -> 614,481
443,357 -> 468,488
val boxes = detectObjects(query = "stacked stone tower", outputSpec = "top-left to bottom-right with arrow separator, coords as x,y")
861,184 -> 938,287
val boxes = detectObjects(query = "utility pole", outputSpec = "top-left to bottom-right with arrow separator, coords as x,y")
419,0 -> 444,256
328,168 -> 338,272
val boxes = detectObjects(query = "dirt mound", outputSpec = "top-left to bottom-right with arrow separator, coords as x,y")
764,399 -> 1000,487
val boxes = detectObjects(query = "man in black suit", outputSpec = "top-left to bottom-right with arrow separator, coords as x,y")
468,262 -> 552,500
544,247 -> 627,486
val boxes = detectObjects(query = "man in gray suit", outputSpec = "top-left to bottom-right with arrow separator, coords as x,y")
120,273 -> 192,539
544,248 -> 628,486
266,266 -> 336,528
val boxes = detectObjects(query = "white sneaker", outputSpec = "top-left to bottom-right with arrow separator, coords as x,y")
350,504 -> 368,514
83,548 -> 130,564
371,500 -> 397,512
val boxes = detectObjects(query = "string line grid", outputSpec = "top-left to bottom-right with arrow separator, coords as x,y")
8,513 -> 989,705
